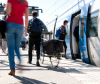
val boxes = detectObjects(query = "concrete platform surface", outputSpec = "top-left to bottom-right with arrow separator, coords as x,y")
0,49 -> 100,84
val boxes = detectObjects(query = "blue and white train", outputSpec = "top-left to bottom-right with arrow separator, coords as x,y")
46,0 -> 100,67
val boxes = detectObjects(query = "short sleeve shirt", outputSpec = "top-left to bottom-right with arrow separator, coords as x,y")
6,0 -> 28,25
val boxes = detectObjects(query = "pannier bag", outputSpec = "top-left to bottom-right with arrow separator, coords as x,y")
43,39 -> 63,55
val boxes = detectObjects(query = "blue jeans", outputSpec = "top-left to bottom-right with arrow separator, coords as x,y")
6,22 -> 24,70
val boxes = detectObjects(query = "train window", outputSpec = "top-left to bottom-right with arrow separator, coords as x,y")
87,11 -> 99,37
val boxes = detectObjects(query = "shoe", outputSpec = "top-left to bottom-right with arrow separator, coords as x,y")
8,70 -> 15,76
36,61 -> 40,66
27,61 -> 32,64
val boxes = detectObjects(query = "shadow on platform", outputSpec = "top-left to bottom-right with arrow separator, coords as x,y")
14,75 -> 50,84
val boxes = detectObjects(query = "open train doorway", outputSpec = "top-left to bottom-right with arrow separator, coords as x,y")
70,10 -> 81,60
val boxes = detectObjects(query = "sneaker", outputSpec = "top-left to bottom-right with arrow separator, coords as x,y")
27,61 -> 32,64
36,61 -> 40,66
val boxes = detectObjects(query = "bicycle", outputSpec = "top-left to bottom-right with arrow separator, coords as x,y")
40,33 -> 63,68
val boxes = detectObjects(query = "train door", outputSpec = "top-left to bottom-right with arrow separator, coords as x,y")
70,10 -> 81,59
79,4 -> 90,63
87,0 -> 100,66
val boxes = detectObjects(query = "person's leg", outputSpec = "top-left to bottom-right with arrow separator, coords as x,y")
28,36 -> 34,63
23,41 -> 25,50
14,24 -> 24,66
63,40 -> 67,54
63,40 -> 68,58
21,41 -> 24,50
35,39 -> 40,61
23,41 -> 26,49
59,36 -> 67,58
6,22 -> 15,70
35,38 -> 41,66
22,41 -> 25,50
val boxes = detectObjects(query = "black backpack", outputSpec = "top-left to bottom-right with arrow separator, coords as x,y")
29,18 -> 41,35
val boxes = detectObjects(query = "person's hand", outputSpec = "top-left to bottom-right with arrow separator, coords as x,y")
25,28 -> 27,36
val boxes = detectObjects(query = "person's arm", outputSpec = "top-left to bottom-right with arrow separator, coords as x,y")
25,7 -> 29,36
39,20 -> 48,33
6,3 -> 11,15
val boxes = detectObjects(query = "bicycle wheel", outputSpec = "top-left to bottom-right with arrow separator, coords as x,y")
50,51 -> 60,68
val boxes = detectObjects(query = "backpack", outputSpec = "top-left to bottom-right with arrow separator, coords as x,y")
56,28 -> 61,38
29,18 -> 41,34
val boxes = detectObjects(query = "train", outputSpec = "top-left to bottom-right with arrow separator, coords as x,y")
46,0 -> 100,67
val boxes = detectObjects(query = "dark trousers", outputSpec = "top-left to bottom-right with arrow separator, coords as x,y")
59,35 -> 67,55
28,35 -> 41,62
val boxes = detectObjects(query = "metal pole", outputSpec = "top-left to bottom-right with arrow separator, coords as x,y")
53,16 -> 58,39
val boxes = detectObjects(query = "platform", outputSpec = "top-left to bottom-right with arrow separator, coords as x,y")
0,49 -> 100,84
